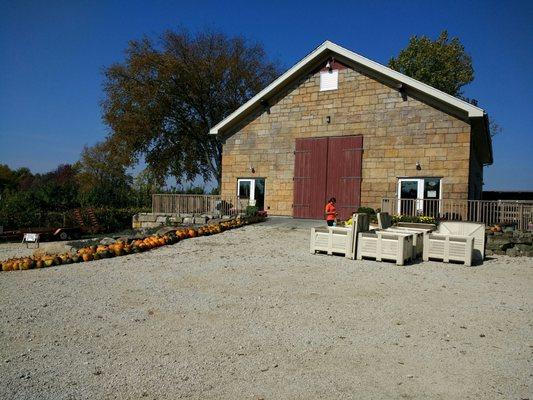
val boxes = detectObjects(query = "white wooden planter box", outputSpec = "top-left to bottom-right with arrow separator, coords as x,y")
356,231 -> 413,266
396,222 -> 437,231
377,213 -> 435,233
310,226 -> 355,258
385,228 -> 424,257
310,213 -> 369,259
437,222 -> 485,264
377,213 -> 428,258
423,234 -> 474,266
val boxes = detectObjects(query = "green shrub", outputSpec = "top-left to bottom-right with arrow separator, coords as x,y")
357,207 -> 375,214
245,205 -> 258,216
356,206 -> 377,223
391,215 -> 436,224
0,207 -> 150,232
87,207 -> 150,232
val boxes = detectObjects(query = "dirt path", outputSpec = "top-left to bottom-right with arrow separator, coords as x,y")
1,218 -> 531,399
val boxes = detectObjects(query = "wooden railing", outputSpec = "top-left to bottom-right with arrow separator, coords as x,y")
381,198 -> 533,231
152,194 -> 248,216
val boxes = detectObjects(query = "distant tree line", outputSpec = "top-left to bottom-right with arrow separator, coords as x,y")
0,161 -> 212,230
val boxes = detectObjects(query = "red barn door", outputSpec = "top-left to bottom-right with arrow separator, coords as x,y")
326,136 -> 363,220
293,135 -> 362,220
293,138 -> 328,218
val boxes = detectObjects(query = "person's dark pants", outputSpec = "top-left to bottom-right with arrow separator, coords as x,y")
327,220 -> 334,226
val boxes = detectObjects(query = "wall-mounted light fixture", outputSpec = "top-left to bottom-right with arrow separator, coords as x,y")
326,116 -> 331,124
249,165 -> 255,174
260,98 -> 270,114
397,82 -> 408,101
416,161 -> 421,170
326,57 -> 335,72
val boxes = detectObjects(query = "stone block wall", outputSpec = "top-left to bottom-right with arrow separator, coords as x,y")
221,65 -> 473,215
486,231 -> 533,257
133,213 -> 177,229
132,213 -> 211,229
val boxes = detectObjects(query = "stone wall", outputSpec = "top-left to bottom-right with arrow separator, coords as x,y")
220,64 -> 473,216
132,213 -> 210,229
486,231 -> 533,257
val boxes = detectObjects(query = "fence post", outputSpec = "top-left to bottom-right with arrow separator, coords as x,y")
519,203 -> 523,231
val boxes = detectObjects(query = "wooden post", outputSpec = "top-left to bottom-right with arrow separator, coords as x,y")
519,203 -> 524,231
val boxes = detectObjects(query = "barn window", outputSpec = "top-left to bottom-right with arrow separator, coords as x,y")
320,70 -> 338,91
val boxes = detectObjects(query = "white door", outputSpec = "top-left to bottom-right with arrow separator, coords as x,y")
398,179 -> 424,215
237,178 -> 266,210
397,178 -> 441,216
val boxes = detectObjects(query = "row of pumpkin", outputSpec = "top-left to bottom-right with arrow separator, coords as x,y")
1,217 -> 262,272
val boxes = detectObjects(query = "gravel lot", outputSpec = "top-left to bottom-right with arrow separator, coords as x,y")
1,218 -> 532,399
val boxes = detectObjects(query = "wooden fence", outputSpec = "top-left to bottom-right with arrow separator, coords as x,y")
381,198 -> 533,231
152,194 -> 248,216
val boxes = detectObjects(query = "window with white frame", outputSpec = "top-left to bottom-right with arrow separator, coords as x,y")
397,177 -> 441,217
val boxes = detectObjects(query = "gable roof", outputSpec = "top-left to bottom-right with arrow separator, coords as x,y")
209,40 -> 486,136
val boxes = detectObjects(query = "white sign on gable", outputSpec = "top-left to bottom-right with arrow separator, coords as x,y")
320,70 -> 338,91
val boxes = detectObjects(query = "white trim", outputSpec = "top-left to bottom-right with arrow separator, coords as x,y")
397,178 -> 443,214
209,40 -> 485,135
397,178 -> 424,213
237,178 -> 254,202
238,178 -> 265,207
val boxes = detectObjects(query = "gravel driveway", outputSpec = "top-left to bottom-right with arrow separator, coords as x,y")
1,218 -> 531,399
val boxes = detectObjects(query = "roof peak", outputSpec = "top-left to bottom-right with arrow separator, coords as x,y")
210,40 -> 485,135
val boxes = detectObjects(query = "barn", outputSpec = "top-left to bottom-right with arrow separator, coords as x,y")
209,41 -> 493,220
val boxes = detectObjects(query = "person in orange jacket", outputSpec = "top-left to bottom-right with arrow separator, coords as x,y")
325,197 -> 337,226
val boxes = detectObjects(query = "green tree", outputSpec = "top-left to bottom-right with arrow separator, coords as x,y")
132,168 -> 163,207
75,141 -> 133,207
101,29 -> 280,187
388,31 -> 474,97
30,164 -> 80,211
0,165 -> 32,196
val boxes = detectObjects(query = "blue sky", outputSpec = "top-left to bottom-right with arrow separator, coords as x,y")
0,0 -> 532,190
